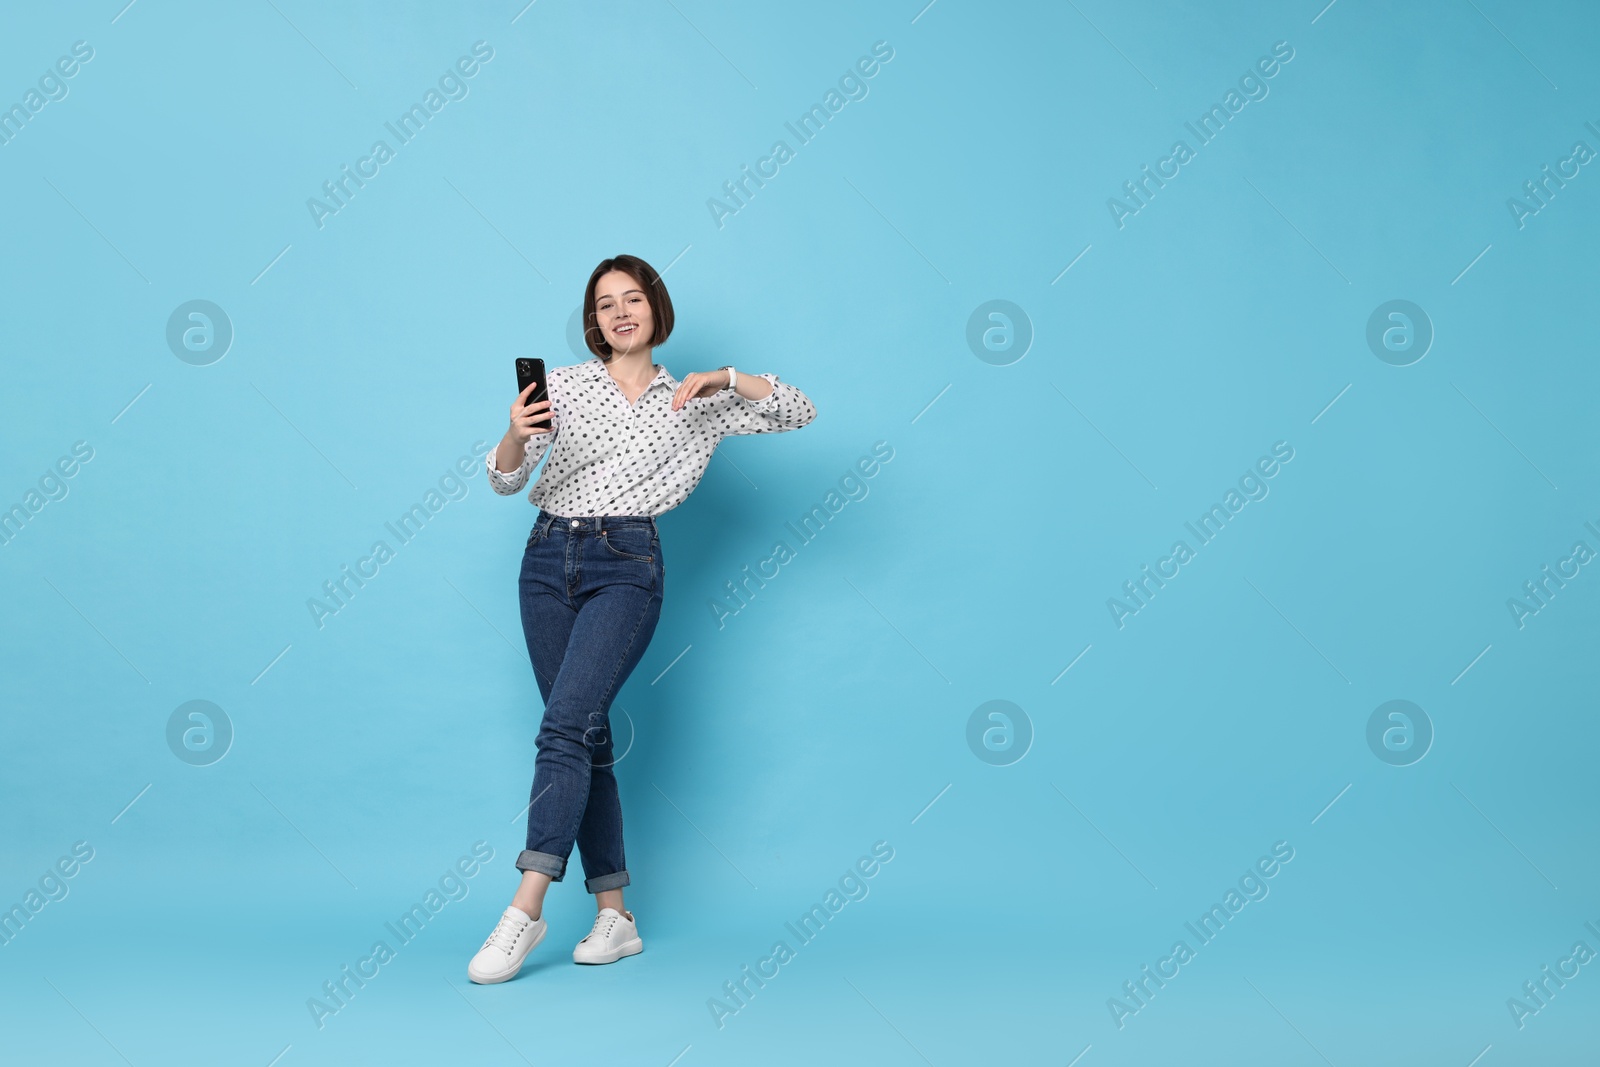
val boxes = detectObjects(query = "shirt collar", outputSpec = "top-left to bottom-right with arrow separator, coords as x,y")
584,357 -> 676,392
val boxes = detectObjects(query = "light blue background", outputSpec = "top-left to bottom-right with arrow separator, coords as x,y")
3,1 -> 1597,1064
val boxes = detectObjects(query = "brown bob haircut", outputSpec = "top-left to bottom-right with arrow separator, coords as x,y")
582,254 -> 675,361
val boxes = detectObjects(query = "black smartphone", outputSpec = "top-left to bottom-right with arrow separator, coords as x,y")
515,358 -> 548,408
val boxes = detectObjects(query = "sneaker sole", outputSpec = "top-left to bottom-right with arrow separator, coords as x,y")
468,923 -> 547,984
573,937 -> 643,965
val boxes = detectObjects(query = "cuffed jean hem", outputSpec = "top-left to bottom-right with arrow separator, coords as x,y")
585,870 -> 630,894
515,849 -> 566,880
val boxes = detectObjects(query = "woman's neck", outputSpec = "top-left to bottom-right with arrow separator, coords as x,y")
604,348 -> 656,390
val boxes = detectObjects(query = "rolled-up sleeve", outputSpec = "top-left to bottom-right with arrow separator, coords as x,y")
706,373 -> 817,436
485,430 -> 555,495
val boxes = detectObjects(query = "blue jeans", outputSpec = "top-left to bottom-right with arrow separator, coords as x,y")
516,510 -> 663,893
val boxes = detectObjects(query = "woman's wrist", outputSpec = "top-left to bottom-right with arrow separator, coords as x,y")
493,432 -> 526,474
728,370 -> 773,402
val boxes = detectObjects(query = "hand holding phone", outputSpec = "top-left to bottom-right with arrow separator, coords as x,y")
510,358 -> 553,443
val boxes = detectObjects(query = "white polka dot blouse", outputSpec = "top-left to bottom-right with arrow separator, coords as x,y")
486,357 -> 818,517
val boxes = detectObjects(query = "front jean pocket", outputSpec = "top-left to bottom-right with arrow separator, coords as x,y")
599,528 -> 655,563
526,522 -> 549,550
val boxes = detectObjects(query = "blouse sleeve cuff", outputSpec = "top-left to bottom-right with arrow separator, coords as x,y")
485,455 -> 523,494
740,373 -> 783,413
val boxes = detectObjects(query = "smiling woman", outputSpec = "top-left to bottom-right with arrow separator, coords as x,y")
467,253 -> 818,985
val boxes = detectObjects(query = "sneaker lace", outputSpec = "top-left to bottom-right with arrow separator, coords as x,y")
585,911 -> 620,944
484,913 -> 527,953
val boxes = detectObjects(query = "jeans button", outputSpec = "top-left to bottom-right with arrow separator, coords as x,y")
570,519 -> 579,528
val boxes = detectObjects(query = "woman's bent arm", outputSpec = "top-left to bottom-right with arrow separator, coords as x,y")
706,372 -> 817,436
488,381 -> 557,495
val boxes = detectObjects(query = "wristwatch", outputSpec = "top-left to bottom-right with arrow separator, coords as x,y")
720,365 -> 738,391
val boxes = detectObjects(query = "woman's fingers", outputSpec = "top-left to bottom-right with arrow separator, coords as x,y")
508,396 -> 552,442
673,373 -> 714,409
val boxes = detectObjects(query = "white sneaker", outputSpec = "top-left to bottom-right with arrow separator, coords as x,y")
572,907 -> 643,965
467,905 -> 546,984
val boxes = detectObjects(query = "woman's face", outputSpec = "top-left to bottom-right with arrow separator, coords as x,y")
593,270 -> 654,355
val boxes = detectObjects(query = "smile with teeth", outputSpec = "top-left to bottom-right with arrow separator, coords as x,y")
614,323 -> 637,335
